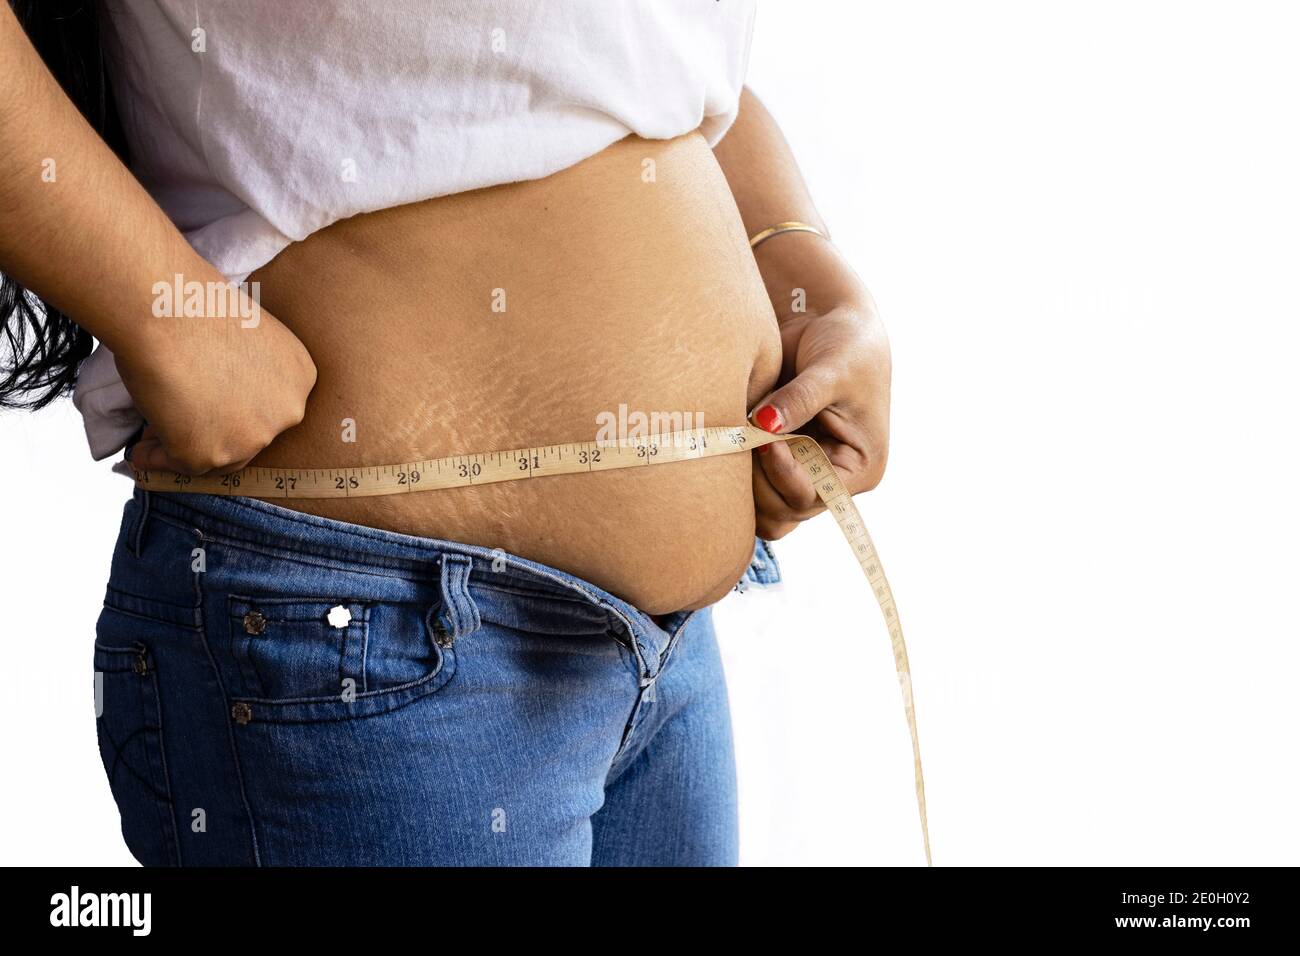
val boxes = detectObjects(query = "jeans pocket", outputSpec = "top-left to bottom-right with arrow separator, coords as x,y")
93,625 -> 180,866
228,596 -> 370,701
226,596 -> 456,725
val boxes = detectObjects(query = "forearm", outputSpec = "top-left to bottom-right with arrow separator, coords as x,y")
713,87 -> 872,321
0,3 -> 235,358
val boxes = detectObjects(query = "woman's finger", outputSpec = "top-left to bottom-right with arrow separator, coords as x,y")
818,434 -> 886,496
752,460 -> 797,522
208,457 -> 255,476
757,439 -> 821,513
750,361 -> 839,434
753,458 -> 816,540
126,435 -> 228,477
126,436 -> 169,471
126,424 -> 254,477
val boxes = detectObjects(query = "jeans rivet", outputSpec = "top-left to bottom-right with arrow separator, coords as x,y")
231,702 -> 253,725
243,610 -> 267,635
132,653 -> 148,676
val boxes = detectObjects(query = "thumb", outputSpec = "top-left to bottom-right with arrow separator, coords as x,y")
126,425 -> 191,474
750,364 -> 838,434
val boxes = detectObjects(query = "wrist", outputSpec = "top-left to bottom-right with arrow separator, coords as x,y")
93,232 -> 261,356
112,258 -> 279,364
754,232 -> 873,322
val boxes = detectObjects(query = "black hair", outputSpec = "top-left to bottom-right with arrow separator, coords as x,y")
1,0 -> 129,409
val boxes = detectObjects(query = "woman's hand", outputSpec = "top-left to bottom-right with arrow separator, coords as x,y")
751,291 -> 891,541
0,3 -> 315,466
119,309 -> 317,475
709,88 -> 894,541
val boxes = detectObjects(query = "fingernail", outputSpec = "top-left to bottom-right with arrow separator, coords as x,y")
754,405 -> 783,433
756,444 -> 771,455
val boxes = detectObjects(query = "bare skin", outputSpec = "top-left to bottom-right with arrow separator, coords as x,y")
1,5 -> 894,616
246,133 -> 782,613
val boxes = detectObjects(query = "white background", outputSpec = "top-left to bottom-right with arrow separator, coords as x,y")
3,1 -> 1298,866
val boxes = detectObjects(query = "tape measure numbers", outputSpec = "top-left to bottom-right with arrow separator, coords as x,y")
131,424 -> 932,864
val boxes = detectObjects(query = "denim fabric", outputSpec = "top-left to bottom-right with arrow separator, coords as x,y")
735,538 -> 782,592
93,488 -> 778,866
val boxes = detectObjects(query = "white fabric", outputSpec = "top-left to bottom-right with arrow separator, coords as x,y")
77,0 -> 756,460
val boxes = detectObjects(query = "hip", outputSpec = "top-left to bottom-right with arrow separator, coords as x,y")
92,488 -> 767,864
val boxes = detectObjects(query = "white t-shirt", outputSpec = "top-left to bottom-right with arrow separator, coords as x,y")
75,0 -> 756,459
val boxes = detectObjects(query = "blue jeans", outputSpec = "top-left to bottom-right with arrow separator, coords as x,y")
93,488 -> 780,866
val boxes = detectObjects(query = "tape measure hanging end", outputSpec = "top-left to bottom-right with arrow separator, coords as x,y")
772,429 -> 932,866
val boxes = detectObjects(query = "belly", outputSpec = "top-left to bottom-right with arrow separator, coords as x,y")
247,133 -> 781,613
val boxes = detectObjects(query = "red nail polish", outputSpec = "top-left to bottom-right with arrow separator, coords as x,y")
754,405 -> 783,433
756,444 -> 770,455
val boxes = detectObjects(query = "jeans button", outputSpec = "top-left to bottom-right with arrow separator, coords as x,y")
243,610 -> 267,635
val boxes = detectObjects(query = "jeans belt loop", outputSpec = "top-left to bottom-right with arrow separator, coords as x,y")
435,553 -> 481,642
129,486 -> 152,559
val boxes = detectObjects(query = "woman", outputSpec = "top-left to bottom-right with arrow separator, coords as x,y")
0,0 -> 891,865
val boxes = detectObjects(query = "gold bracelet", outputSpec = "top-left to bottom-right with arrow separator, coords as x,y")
748,220 -> 829,249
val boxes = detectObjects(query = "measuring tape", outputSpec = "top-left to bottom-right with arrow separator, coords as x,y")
131,423 -> 931,864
